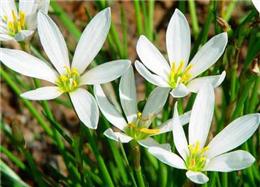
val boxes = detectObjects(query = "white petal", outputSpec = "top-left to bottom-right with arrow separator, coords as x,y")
94,85 -> 127,131
252,0 -> 260,12
148,147 -> 186,169
166,9 -> 190,67
189,33 -> 228,79
135,60 -> 169,87
19,0 -> 37,15
37,11 -> 70,74
206,113 -> 260,159
206,150 -> 255,172
0,0 -> 17,21
119,66 -> 137,123
0,34 -> 14,41
186,171 -> 209,184
21,86 -> 62,100
172,103 -> 189,160
70,88 -> 99,129
142,87 -> 170,126
155,111 -> 191,135
20,0 -> 50,29
104,128 -> 132,143
138,137 -> 171,150
187,71 -> 226,93
170,84 -> 190,98
72,8 -> 111,74
189,83 -> 214,147
136,35 -> 170,79
80,60 -> 131,85
14,30 -> 34,41
0,48 -> 58,83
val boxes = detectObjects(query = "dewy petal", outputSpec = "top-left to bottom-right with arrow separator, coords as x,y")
37,11 -> 70,75
136,35 -> 170,79
0,48 -> 58,83
94,85 -> 127,131
187,71 -> 226,93
189,83 -> 214,147
155,111 -> 191,135
72,8 -> 111,74
119,66 -> 138,123
205,150 -> 255,172
189,32 -> 228,79
135,60 -> 169,87
206,113 -> 260,159
80,60 -> 131,85
252,0 -> 260,12
70,88 -> 99,129
186,171 -> 209,184
148,147 -> 186,169
166,9 -> 191,67
104,128 -> 132,143
170,84 -> 190,98
172,103 -> 189,160
142,87 -> 170,127
138,137 -> 171,150
21,86 -> 62,100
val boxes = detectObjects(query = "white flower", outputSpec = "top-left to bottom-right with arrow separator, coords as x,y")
252,0 -> 260,12
0,0 -> 50,41
148,84 -> 260,184
94,66 -> 191,149
0,8 -> 131,129
135,9 -> 228,98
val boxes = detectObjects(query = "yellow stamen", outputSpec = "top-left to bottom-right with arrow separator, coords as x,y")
139,128 -> 160,135
56,66 -> 80,93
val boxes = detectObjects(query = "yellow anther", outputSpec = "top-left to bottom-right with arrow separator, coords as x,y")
139,128 -> 160,135
56,66 -> 80,93
4,10 -> 27,36
168,60 -> 193,89
11,10 -> 17,22
19,11 -> 25,28
3,15 -> 8,22
137,112 -> 142,119
176,61 -> 184,73
186,141 -> 208,171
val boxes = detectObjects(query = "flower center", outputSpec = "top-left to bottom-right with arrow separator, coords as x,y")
168,60 -> 192,89
2,10 -> 26,36
56,66 -> 80,93
185,141 -> 208,172
124,112 -> 160,140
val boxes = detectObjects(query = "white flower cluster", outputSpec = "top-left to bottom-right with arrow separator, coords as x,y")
0,1 -> 259,184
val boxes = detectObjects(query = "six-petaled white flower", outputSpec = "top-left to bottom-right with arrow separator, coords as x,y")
0,8 -> 131,129
94,66 -> 191,148
148,83 -> 260,184
135,9 -> 228,98
0,0 -> 50,41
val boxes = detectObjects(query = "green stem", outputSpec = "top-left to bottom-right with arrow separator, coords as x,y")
188,0 -> 199,38
119,143 -> 138,187
133,0 -> 143,35
223,0 -> 238,21
147,0 -> 154,41
130,141 -> 145,187
84,127 -> 114,187
0,68 -> 53,137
